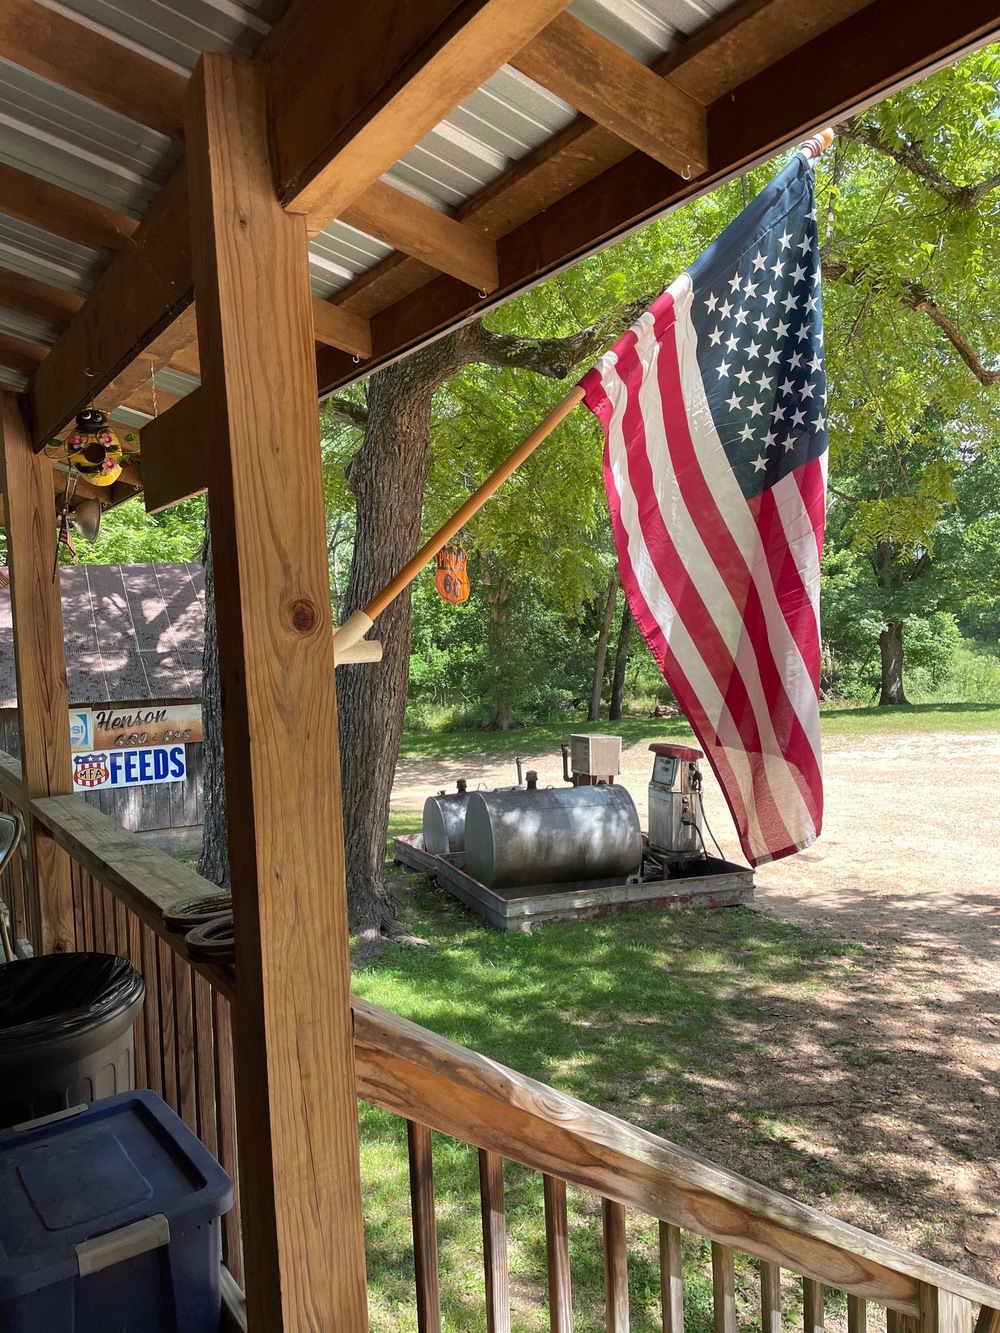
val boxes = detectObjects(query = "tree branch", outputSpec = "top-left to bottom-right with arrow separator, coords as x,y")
902,284 -> 1000,386
838,116 -> 1000,209
325,395 -> 368,429
467,320 -> 607,379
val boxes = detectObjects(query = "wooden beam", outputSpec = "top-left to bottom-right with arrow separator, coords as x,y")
0,330 -> 47,378
90,306 -> 199,418
0,269 -> 83,327
343,182 -> 499,292
140,389 -> 205,513
512,12 -> 708,178
0,392 -> 74,954
185,52 -> 368,1330
315,0 -> 1000,395
263,0 -> 575,233
0,162 -> 137,253
0,0 -> 186,139
311,298 -> 372,359
29,166 -> 192,448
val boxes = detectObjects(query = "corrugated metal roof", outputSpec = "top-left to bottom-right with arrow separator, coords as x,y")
0,561 -> 205,707
1,0 -> 740,374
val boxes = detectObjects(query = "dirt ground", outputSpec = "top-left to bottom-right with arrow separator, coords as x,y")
392,730 -> 1000,1283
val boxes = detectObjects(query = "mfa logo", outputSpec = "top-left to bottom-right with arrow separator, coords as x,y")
73,753 -> 110,789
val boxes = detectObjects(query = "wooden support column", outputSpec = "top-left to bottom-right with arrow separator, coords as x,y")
184,53 -> 368,1330
0,392 -> 73,953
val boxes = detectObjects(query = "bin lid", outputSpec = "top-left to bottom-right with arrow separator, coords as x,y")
0,1090 -> 234,1298
0,954 -> 144,1043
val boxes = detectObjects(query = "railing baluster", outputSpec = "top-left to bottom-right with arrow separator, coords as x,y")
125,906 -> 147,1091
920,1285 -> 974,1333
212,990 -> 243,1288
478,1150 -> 510,1333
172,950 -> 197,1133
544,1175 -> 573,1333
139,920 -> 162,1098
408,1120 -> 441,1333
761,1262 -> 782,1333
975,1308 -> 1000,1333
156,934 -> 178,1112
713,1244 -> 737,1333
603,1199 -> 629,1332
803,1279 -> 824,1333
660,1222 -> 683,1333
193,971 -> 218,1157
848,1295 -> 867,1333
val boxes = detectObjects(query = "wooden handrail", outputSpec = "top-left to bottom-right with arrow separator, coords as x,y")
351,997 -> 1000,1316
0,750 -> 26,810
30,792 -> 234,1001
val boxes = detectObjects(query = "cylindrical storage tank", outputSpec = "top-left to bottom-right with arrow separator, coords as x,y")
423,782 -> 471,854
465,785 -> 641,890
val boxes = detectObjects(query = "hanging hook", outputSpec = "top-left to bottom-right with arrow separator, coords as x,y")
352,354 -> 360,364
681,164 -> 692,181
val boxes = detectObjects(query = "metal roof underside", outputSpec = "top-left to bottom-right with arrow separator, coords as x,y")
0,0 -> 738,411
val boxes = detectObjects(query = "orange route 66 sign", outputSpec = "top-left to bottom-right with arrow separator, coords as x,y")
435,544 -> 470,605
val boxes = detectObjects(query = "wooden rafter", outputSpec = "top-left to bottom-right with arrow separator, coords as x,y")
0,162 -> 137,253
0,269 -> 83,327
262,0 -> 576,233
0,329 -> 47,378
0,0 -> 186,139
511,12 -> 708,178
313,0 -> 1000,395
342,182 -> 498,293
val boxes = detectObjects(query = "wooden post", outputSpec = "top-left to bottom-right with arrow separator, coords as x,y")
0,391 -> 73,953
184,53 -> 368,1330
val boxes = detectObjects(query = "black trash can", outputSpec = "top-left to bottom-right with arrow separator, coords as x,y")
0,953 -> 145,1129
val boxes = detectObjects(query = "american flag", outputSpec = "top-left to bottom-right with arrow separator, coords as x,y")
580,153 -> 826,867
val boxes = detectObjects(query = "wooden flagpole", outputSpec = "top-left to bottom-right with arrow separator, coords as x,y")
334,383 -> 586,651
334,125 -> 835,654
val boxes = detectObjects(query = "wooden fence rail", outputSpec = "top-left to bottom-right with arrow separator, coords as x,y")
2,750 -> 1000,1332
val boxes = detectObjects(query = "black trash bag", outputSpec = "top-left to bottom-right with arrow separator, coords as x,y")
0,953 -> 144,1044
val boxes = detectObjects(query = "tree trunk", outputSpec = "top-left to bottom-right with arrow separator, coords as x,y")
878,619 -> 909,705
588,576 -> 618,721
337,359 -> 443,936
608,600 -> 634,721
197,513 -> 230,886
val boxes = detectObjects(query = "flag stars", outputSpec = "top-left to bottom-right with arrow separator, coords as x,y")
743,278 -> 759,298
748,399 -> 765,418
756,372 -> 773,391
734,308 -> 749,326
791,407 -> 807,426
765,347 -> 781,366
736,366 -> 752,385
805,293 -> 819,313
789,351 -> 803,369
726,391 -> 744,410
801,381 -> 816,399
770,258 -> 786,278
796,322 -> 812,342
778,230 -> 792,250
715,361 -> 732,379
791,264 -> 807,284
705,293 -> 719,312
774,318 -> 790,338
752,250 -> 766,271
754,313 -> 769,333
809,353 -> 823,372
763,286 -> 778,306
779,377 -> 795,395
781,291 -> 800,313
798,234 -> 813,254
738,423 -> 755,442
783,435 -> 797,452
719,299 -> 734,319
753,454 -> 768,471
745,339 -> 761,359
729,272 -> 744,293
725,333 -> 740,353
814,412 -> 827,430
708,326 -> 723,346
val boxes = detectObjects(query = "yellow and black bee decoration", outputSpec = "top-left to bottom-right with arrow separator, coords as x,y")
67,409 -> 124,487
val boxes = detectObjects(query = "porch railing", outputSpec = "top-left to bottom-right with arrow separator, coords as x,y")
2,749 -> 999,1333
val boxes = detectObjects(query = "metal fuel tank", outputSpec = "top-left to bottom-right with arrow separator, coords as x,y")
464,780 -> 641,890
422,779 -> 471,854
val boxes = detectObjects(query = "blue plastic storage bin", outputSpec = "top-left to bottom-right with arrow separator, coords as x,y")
0,1089 -> 235,1332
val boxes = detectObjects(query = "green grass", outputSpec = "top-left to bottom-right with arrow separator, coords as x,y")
355,810 -> 867,1330
397,700 -> 1000,763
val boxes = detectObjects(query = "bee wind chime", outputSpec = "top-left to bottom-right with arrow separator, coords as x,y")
49,409 -> 130,578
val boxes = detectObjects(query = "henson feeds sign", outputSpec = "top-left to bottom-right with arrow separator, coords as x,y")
68,703 -> 202,752
72,745 -> 187,791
